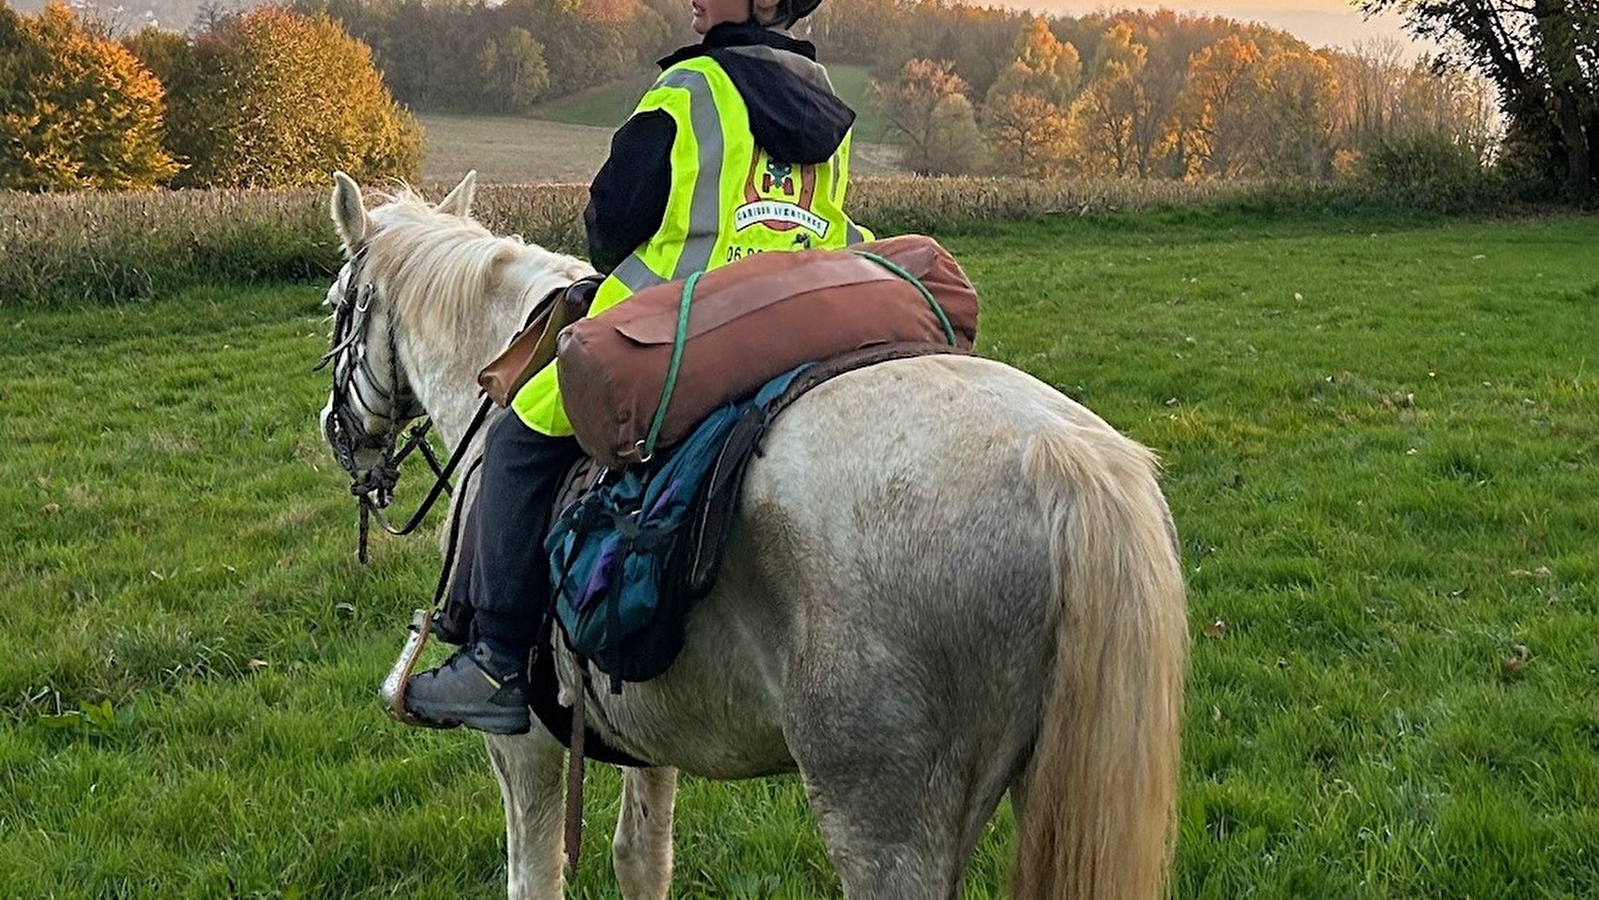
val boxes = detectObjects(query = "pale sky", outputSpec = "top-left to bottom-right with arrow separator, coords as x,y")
1002,1 -> 1420,50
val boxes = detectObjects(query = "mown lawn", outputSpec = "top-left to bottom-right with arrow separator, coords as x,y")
1,208 -> 1595,899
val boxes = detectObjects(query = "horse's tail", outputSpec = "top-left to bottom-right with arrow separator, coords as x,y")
1012,428 -> 1188,900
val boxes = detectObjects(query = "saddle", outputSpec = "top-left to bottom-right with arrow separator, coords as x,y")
420,237 -> 978,762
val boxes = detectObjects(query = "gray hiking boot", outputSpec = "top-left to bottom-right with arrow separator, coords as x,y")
403,641 -> 531,735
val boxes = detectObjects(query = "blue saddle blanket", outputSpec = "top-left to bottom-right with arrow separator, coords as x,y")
545,366 -> 806,684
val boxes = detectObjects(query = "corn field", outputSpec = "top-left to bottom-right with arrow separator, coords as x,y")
1,176 -> 1410,309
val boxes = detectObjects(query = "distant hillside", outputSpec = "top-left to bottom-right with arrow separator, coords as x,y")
529,63 -> 886,142
417,112 -> 903,185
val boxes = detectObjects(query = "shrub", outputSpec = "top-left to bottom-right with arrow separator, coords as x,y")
0,2 -> 178,191
166,8 -> 422,189
1360,133 -> 1491,210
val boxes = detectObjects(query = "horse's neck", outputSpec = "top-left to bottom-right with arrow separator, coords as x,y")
400,253 -> 583,454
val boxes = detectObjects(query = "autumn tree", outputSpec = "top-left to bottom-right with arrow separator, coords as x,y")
1066,22 -> 1146,176
982,90 -> 1070,176
1359,0 -> 1597,197
995,16 -> 1081,106
871,57 -> 985,175
0,2 -> 178,190
1256,49 -> 1342,177
981,18 -> 1080,175
168,7 -> 420,188
1173,35 -> 1265,178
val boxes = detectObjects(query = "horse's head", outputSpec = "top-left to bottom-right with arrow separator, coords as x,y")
318,170 -> 478,506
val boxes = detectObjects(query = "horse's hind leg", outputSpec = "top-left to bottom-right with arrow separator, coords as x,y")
612,767 -> 677,900
785,695 -> 1015,900
484,731 -> 566,900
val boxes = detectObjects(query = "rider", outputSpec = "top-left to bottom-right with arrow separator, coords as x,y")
404,0 -> 873,734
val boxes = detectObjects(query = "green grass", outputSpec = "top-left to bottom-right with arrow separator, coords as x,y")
822,63 -> 884,142
2,209 -> 1596,898
527,71 -> 659,128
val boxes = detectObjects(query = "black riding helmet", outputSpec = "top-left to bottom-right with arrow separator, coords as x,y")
749,0 -> 822,28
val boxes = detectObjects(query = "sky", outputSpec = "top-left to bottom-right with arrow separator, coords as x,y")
1001,1 -> 1421,50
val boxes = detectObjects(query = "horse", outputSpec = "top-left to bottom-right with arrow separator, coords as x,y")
318,170 -> 1188,900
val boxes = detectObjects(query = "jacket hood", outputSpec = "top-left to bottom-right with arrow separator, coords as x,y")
658,23 -> 855,165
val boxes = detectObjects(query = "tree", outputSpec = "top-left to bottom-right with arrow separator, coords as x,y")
1066,22 -> 1146,176
1173,35 -> 1265,178
994,16 -> 1081,107
1358,0 -> 1598,197
1329,40 -> 1499,168
982,89 -> 1069,176
479,26 -> 550,114
171,7 -> 421,188
0,2 -> 178,190
1256,49 -> 1342,178
870,57 -> 984,175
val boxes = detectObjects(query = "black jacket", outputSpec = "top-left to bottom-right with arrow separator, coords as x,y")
584,23 -> 857,274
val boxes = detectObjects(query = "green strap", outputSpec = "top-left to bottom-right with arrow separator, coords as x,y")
851,250 -> 957,346
643,269 -> 700,459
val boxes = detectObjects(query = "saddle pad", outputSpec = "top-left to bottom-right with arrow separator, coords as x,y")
545,367 -> 807,685
544,343 -> 968,688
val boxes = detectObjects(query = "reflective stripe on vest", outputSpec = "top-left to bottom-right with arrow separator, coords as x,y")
513,55 -> 873,435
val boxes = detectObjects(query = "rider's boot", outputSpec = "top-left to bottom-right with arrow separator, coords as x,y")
403,636 -> 531,734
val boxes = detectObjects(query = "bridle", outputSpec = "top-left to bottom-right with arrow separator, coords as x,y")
316,247 -> 456,563
315,244 -> 558,564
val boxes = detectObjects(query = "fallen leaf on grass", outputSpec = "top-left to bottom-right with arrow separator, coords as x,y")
1500,644 -> 1531,677
1203,619 -> 1227,639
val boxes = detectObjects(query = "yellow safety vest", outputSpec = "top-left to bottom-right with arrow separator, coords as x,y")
513,53 -> 873,436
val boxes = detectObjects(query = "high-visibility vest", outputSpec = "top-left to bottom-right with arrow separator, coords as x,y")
513,53 -> 873,436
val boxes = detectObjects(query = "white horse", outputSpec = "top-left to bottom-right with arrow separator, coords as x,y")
320,171 -> 1188,900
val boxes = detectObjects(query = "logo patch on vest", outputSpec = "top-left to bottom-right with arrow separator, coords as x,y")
733,154 -> 829,240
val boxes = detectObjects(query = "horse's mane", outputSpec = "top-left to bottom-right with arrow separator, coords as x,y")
364,187 -> 590,339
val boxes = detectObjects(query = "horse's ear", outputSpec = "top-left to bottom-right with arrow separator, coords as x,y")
331,170 -> 368,251
435,170 -> 477,218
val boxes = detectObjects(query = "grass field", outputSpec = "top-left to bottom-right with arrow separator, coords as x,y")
2,208 -> 1596,899
420,63 -> 903,184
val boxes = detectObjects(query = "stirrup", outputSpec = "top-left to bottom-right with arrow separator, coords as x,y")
380,608 -> 435,726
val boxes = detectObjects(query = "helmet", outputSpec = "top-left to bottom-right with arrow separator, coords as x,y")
753,0 -> 820,27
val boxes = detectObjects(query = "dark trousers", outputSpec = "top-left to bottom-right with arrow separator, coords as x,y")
458,411 -> 584,652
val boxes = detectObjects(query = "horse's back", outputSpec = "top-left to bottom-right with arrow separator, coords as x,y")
591,355 -> 1165,776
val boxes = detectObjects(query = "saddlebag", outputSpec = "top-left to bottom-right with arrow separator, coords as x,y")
556,234 -> 979,468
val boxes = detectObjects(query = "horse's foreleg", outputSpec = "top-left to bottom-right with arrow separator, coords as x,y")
484,731 -> 567,900
612,766 -> 678,900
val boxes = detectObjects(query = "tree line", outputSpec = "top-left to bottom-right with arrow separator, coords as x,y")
865,8 -> 1498,184
0,0 -> 1591,197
